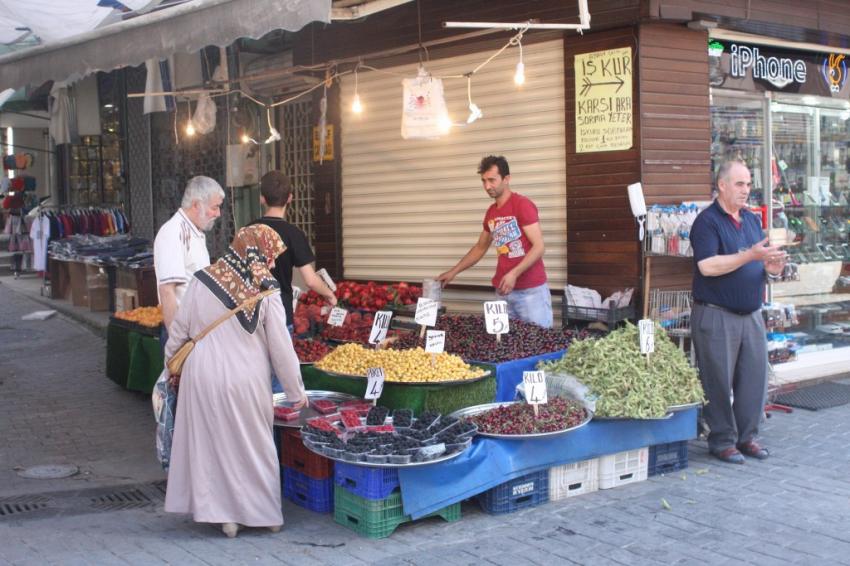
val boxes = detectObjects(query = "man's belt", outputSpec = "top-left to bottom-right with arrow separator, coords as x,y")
693,300 -> 754,316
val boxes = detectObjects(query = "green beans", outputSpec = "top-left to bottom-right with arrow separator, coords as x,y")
538,323 -> 704,419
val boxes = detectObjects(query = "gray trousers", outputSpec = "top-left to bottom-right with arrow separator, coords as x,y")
691,303 -> 768,452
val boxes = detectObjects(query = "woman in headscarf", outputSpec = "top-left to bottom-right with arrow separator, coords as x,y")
164,224 -> 307,537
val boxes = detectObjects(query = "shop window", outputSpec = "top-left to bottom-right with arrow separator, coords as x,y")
67,72 -> 125,206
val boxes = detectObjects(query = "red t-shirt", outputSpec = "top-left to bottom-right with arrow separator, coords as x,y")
483,192 -> 547,290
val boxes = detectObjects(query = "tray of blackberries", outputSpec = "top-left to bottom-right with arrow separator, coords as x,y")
299,407 -> 478,468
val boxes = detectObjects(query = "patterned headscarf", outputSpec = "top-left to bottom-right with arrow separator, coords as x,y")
195,224 -> 286,332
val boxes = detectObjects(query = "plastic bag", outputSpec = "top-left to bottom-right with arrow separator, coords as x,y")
191,93 -> 217,135
400,68 -> 449,140
151,369 -> 177,471
515,370 -> 597,413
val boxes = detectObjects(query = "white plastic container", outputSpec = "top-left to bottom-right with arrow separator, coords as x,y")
598,447 -> 648,490
549,458 -> 599,501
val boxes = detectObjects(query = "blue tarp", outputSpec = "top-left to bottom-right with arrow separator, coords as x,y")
398,407 -> 698,519
474,349 -> 567,402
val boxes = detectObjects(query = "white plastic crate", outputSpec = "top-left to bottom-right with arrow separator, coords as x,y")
598,448 -> 648,490
549,458 -> 599,501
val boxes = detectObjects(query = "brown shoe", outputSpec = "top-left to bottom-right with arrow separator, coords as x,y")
710,446 -> 745,464
737,440 -> 769,460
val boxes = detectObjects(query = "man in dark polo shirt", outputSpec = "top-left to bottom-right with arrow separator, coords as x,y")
690,159 -> 787,465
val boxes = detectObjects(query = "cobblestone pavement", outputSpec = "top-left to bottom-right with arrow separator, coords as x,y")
2,282 -> 850,565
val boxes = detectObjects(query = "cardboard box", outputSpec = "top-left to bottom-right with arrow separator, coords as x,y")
68,261 -> 89,307
88,285 -> 110,312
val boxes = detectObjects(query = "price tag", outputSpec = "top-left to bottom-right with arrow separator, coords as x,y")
414,297 -> 439,327
484,301 -> 510,335
365,367 -> 385,400
327,307 -> 348,327
638,319 -> 655,355
425,330 -> 446,353
368,310 -> 393,345
316,268 -> 337,292
522,371 -> 548,404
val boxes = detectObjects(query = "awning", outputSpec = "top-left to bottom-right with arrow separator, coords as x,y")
0,0 -> 331,91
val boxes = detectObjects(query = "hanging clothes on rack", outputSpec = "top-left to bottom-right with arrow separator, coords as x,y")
30,211 -> 51,272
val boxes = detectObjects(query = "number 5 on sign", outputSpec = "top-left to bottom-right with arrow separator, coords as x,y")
365,367 -> 385,402
484,301 -> 509,336
638,319 -> 655,355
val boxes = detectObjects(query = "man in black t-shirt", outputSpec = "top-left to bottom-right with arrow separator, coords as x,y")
249,171 -> 336,327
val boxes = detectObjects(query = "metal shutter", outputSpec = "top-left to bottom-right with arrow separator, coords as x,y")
340,39 -> 566,311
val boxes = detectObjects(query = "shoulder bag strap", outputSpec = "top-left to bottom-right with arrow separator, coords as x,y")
189,288 -> 278,344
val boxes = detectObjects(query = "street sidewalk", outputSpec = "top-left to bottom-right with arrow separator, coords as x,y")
1,280 -> 849,565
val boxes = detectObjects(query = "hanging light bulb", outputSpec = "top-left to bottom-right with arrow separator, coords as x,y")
514,61 -> 525,86
240,132 -> 250,144
438,113 -> 452,134
514,35 -> 526,86
466,77 -> 483,124
352,62 -> 363,114
184,99 -> 195,136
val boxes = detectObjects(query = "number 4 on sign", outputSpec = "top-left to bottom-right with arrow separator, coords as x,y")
522,370 -> 547,417
365,368 -> 385,405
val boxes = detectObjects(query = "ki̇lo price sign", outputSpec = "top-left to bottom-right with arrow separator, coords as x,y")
368,310 -> 393,345
522,370 -> 548,417
484,300 -> 510,341
365,367 -> 385,402
638,319 -> 655,363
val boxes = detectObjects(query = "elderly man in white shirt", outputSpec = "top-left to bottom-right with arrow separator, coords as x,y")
154,176 -> 224,340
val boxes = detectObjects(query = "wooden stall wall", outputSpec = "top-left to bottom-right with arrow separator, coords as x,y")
638,22 -> 712,292
565,27 -> 642,299
646,0 -> 850,45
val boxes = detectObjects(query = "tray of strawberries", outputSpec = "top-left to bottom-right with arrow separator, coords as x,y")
272,390 -> 359,428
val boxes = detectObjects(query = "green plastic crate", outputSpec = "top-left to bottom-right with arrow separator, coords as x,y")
302,365 -> 496,415
333,486 -> 460,539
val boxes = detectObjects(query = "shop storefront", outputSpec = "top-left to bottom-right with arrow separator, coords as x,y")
708,36 -> 850,382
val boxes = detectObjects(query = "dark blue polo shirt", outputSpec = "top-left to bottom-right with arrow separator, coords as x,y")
691,200 -> 765,314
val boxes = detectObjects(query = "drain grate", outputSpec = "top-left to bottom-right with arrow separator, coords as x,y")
0,495 -> 52,517
90,489 -> 154,511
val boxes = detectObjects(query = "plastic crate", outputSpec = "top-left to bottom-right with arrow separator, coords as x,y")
477,470 -> 549,514
334,461 -> 400,500
562,301 -> 636,328
598,448 -> 648,490
282,466 -> 334,513
549,459 -> 599,501
281,428 -> 334,480
334,486 -> 459,539
648,440 -> 689,477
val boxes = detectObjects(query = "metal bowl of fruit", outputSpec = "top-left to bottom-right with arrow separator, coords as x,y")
449,397 -> 592,439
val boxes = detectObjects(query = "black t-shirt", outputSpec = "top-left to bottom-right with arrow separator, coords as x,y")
248,217 -> 316,324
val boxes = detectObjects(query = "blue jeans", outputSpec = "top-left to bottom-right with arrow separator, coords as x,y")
271,324 -> 295,394
502,283 -> 553,329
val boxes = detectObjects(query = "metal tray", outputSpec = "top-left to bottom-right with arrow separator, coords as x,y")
272,390 -> 358,428
300,440 -> 469,468
448,401 -> 593,439
316,368 -> 492,387
593,412 -> 674,421
668,401 -> 702,412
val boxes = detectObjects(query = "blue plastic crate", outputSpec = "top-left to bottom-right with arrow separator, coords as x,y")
648,440 -> 689,476
477,470 -> 549,515
334,462 -> 400,500
283,466 -> 334,513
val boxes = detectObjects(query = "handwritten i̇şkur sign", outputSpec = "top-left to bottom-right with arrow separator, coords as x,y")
575,47 -> 633,153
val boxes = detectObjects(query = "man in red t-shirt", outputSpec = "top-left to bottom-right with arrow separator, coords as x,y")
437,155 -> 553,328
